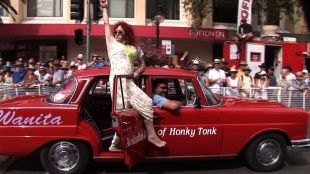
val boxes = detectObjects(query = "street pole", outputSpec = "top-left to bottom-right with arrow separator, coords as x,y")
156,21 -> 160,49
86,0 -> 91,62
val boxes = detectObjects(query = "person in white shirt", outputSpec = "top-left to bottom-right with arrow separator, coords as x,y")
283,65 -> 296,83
37,66 -> 51,85
208,59 -> 226,94
76,54 -> 87,70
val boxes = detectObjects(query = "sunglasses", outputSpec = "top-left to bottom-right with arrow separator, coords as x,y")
113,30 -> 125,36
159,85 -> 168,90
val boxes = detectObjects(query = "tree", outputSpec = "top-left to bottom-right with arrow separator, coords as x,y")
253,0 -> 298,25
0,0 -> 26,22
183,0 -> 210,28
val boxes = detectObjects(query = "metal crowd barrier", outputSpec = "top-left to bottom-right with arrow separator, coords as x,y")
209,87 -> 310,111
0,84 -> 55,101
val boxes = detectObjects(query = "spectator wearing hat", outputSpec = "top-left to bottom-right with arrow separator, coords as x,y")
76,54 -> 87,70
291,71 -> 308,92
52,61 -> 64,86
226,67 -> 241,97
277,69 -> 292,90
240,66 -> 254,98
254,70 -> 269,100
254,63 -> 267,84
20,65 -> 38,87
37,66 -> 51,85
268,67 -> 277,87
61,64 -> 70,79
87,53 -> 105,68
208,59 -> 226,94
234,16 -> 254,54
12,60 -> 27,84
302,69 -> 309,86
283,65 -> 296,83
220,58 -> 230,77
2,69 -> 14,100
191,59 -> 200,73
3,61 -> 12,72
237,61 -> 247,77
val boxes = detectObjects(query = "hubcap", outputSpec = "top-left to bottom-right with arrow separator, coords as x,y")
256,139 -> 281,166
48,142 -> 80,172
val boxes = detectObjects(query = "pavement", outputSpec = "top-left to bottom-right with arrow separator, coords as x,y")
0,156 -> 9,166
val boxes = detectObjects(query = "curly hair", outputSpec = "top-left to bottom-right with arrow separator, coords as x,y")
112,21 -> 137,46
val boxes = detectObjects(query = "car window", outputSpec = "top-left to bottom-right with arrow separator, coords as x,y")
45,77 -> 77,104
92,78 -> 110,95
198,78 -> 220,106
152,78 -> 197,107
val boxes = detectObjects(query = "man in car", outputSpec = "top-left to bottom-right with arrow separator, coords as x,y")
153,79 -> 183,112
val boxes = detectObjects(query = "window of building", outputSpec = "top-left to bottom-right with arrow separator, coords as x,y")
146,0 -> 180,20
0,7 -> 8,17
27,0 -> 63,17
109,0 -> 134,18
213,0 -> 238,23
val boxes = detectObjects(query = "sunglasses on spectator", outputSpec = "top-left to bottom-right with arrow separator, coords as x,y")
159,85 -> 168,90
113,30 -> 125,36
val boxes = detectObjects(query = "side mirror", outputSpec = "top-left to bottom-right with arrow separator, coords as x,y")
193,96 -> 202,108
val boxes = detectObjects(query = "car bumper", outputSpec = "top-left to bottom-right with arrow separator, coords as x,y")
291,139 -> 310,151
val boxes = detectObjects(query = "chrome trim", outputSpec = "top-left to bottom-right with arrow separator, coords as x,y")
291,139 -> 310,151
71,79 -> 91,104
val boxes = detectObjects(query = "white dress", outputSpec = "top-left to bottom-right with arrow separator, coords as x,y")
226,76 -> 239,97
107,37 -> 153,120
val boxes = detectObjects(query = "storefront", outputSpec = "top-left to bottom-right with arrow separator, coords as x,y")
0,24 -> 228,64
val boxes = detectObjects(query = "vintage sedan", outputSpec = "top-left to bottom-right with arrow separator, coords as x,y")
0,67 -> 309,174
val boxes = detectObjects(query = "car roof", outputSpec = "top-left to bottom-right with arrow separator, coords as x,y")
72,67 -> 197,78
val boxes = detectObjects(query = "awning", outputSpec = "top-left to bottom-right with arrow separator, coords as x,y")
0,24 -> 228,40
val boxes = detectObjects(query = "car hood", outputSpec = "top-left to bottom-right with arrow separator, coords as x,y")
0,95 -> 49,108
221,96 -> 286,108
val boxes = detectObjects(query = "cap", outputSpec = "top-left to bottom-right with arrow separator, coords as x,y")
28,58 -> 35,63
243,66 -> 251,71
221,58 -> 228,64
77,54 -> 84,60
302,69 -> 308,74
206,63 -> 213,68
259,63 -> 267,68
39,66 -> 46,71
230,67 -> 237,72
239,61 -> 247,66
28,65 -> 36,70
92,53 -> 99,57
258,70 -> 267,76
192,59 -> 199,65
213,59 -> 221,64
15,60 -> 23,65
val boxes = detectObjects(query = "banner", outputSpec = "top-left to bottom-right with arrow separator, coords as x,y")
237,0 -> 253,32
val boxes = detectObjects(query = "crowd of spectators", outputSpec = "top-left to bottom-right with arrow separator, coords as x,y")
0,53 -> 309,101
0,53 -> 109,89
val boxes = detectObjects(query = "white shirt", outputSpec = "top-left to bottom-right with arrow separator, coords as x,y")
208,68 -> 226,88
77,64 -> 86,70
286,73 -> 296,83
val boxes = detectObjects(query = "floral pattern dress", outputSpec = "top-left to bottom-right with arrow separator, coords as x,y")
107,37 -> 153,121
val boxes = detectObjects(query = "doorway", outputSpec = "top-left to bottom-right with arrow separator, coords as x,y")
265,45 -> 282,78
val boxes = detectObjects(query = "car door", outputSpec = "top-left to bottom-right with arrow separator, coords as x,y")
111,75 -> 148,167
150,77 -> 223,157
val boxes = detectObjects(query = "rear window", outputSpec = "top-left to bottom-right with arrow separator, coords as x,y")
45,77 -> 77,104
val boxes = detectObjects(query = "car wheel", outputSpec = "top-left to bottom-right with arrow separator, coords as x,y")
244,133 -> 287,172
40,141 -> 90,174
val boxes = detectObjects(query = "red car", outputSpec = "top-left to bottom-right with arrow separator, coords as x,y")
0,67 -> 309,174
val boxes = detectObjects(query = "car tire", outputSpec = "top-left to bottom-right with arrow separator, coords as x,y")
40,141 -> 90,174
244,133 -> 287,172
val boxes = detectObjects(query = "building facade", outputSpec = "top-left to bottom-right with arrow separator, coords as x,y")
0,0 -> 309,65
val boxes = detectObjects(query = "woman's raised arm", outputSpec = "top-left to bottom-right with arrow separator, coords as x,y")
100,0 -> 112,44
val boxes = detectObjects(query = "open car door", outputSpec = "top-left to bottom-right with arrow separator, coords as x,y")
111,75 -> 148,167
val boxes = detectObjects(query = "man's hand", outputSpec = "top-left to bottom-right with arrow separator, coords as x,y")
133,71 -> 139,79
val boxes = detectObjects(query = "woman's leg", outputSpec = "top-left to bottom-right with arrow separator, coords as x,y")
144,119 -> 166,148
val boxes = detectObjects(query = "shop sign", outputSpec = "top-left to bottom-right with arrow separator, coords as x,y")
189,29 -> 227,40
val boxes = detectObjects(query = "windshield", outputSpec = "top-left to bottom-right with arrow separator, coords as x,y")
197,77 -> 220,106
45,77 -> 77,104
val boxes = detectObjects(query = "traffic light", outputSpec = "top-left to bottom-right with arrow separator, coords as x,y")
74,29 -> 83,46
93,0 -> 103,21
70,0 -> 84,21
